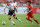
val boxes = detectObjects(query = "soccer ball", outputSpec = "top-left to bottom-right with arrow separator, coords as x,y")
2,21 -> 6,25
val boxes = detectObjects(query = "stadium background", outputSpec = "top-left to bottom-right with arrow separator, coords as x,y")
0,0 -> 40,27
0,0 -> 40,14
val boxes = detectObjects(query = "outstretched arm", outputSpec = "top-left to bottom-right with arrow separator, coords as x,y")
29,10 -> 32,12
24,9 -> 28,12
14,6 -> 18,12
4,7 -> 6,14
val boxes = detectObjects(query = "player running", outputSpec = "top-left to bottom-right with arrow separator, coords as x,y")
24,1 -> 39,24
4,1 -> 22,25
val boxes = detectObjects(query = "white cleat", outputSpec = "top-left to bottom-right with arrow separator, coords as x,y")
13,23 -> 15,25
12,23 -> 15,25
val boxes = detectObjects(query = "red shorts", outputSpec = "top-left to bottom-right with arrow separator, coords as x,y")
26,13 -> 34,18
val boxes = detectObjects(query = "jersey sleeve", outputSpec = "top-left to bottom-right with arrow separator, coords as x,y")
27,5 -> 29,9
30,5 -> 32,10
27,5 -> 32,9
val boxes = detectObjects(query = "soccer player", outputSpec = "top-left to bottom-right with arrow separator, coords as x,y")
24,1 -> 39,24
4,1 -> 22,25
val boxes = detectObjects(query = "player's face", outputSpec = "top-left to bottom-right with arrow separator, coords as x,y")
27,2 -> 30,5
7,3 -> 9,6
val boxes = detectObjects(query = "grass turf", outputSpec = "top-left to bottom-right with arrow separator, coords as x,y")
0,14 -> 40,27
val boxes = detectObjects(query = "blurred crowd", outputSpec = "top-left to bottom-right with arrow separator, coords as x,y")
0,0 -> 40,8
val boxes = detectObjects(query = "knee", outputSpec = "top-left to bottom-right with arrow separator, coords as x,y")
13,16 -> 16,19
26,16 -> 29,20
26,16 -> 28,18
33,18 -> 36,20
8,16 -> 11,19
27,18 -> 29,20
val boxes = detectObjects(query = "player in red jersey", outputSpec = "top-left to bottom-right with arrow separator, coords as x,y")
24,1 -> 39,24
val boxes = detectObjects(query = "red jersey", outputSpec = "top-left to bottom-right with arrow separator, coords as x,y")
27,5 -> 33,14
26,5 -> 34,18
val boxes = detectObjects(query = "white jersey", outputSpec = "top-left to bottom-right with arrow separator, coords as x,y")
11,2 -> 17,7
5,2 -> 17,10
5,4 -> 14,10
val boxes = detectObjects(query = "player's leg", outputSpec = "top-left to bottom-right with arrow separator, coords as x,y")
32,17 -> 39,24
26,15 -> 33,23
31,15 -> 39,24
13,13 -> 22,23
8,10 -> 15,25
8,15 -> 15,24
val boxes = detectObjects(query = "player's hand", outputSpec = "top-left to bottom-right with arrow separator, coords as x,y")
29,10 -> 32,12
27,12 -> 29,13
24,11 -> 25,12
4,12 -> 6,14
28,11 -> 31,13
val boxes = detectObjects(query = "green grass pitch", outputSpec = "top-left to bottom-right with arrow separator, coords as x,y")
0,14 -> 40,27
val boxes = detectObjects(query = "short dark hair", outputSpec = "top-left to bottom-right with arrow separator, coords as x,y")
6,1 -> 9,3
27,1 -> 31,3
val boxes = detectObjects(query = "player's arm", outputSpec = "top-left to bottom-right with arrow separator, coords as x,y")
24,9 -> 28,12
14,6 -> 18,12
4,7 -> 6,14
4,8 -> 6,13
29,9 -> 32,12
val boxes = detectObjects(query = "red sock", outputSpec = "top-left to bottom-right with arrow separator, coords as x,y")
34,20 -> 39,24
27,18 -> 32,22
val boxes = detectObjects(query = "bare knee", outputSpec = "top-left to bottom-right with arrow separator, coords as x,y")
8,15 -> 11,19
13,16 -> 16,19
26,16 -> 28,18
33,17 -> 36,20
